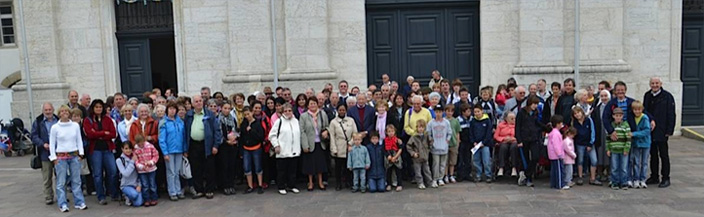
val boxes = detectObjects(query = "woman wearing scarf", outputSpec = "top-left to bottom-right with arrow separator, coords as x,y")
299,98 -> 329,191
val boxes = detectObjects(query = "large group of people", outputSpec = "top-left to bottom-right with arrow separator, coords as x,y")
32,71 -> 676,212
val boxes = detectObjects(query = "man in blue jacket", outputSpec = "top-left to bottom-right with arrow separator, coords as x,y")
184,95 -> 223,199
31,102 -> 58,205
643,77 -> 675,188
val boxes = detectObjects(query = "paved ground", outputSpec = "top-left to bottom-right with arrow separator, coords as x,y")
1,137 -> 703,217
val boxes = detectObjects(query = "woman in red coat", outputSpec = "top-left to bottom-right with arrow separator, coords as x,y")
83,99 -> 118,204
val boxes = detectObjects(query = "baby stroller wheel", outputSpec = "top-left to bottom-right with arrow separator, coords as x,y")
17,149 -> 24,156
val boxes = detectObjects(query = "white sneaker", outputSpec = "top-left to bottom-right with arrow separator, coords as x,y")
443,176 -> 449,184
431,181 -> 439,188
438,180 -> 446,186
511,168 -> 518,177
278,189 -> 287,195
291,188 -> 300,194
59,205 -> 69,212
627,181 -> 633,188
74,203 -> 87,210
418,183 -> 426,189
640,181 -> 647,189
517,171 -> 526,186
561,185 -> 571,190
497,168 -> 504,177
449,176 -> 457,183
634,181 -> 641,189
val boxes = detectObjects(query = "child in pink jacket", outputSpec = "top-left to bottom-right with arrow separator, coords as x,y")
562,127 -> 578,189
547,115 -> 565,190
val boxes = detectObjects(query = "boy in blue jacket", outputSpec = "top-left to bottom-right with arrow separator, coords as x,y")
366,131 -> 386,193
348,133 -> 371,193
630,101 -> 651,189
470,105 -> 494,183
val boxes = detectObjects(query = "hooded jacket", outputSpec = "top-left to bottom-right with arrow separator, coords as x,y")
159,116 -> 186,155
469,114 -> 494,146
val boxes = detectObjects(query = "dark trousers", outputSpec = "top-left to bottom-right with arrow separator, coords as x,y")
549,159 -> 563,189
650,140 -> 670,179
457,142 -> 473,180
333,157 -> 348,187
276,157 -> 299,190
189,140 -> 217,193
217,144 -> 236,189
498,142 -> 518,170
386,165 -> 403,186
263,151 -> 277,184
521,140 -> 541,180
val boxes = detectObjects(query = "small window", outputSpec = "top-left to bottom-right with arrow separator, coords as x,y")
0,3 -> 14,47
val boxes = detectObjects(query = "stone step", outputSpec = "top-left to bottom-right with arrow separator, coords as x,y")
682,126 -> 704,143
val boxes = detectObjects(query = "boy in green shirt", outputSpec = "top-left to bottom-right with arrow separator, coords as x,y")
606,108 -> 632,190
444,104 -> 461,184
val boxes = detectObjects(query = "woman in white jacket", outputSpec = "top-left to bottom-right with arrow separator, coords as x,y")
328,104 -> 357,191
268,104 -> 302,195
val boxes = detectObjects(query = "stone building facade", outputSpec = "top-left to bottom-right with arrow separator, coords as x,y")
7,0 -> 689,131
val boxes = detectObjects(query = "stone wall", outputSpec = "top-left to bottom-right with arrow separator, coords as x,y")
481,0 -> 683,133
11,0 -> 118,123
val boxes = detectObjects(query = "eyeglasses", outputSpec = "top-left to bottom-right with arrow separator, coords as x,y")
284,110 -> 293,113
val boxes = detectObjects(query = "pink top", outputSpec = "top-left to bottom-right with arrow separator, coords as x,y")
134,141 -> 159,173
547,128 -> 564,160
270,113 -> 280,127
562,137 -> 576,165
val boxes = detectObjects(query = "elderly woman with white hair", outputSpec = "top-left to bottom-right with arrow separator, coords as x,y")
153,104 -> 166,122
428,92 -> 442,118
593,89 -> 612,182
573,89 -> 593,117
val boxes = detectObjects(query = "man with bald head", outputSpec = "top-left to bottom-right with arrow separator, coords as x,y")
643,77 -> 675,188
185,95 -> 223,199
67,90 -> 87,117
503,85 -> 528,117
80,94 -> 91,108
31,102 -> 58,205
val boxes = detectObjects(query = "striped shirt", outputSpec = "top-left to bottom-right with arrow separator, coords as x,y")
607,121 -> 631,154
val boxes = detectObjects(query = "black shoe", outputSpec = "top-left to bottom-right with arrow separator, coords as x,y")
646,177 -> 660,185
257,187 -> 264,194
45,198 -> 54,205
223,188 -> 231,195
351,189 -> 358,193
658,179 -> 670,188
245,188 -> 255,194
230,188 -> 237,195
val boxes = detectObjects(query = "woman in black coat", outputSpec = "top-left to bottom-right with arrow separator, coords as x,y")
515,96 -> 549,186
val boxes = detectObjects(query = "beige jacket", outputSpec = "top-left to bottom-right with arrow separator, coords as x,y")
328,116 -> 357,158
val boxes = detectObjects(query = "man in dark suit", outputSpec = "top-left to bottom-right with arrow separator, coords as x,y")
643,77 -> 675,188
347,94 -> 375,142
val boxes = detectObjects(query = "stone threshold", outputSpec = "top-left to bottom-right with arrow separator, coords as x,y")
222,70 -> 337,83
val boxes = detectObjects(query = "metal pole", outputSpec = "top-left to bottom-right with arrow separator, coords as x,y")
270,0 -> 279,88
574,0 -> 580,87
18,0 -> 34,119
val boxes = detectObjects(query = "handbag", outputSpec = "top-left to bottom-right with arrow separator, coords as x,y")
30,145 -> 42,169
180,156 -> 192,179
80,158 -> 90,175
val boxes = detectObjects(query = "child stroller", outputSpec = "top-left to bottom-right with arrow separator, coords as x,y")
1,118 -> 33,157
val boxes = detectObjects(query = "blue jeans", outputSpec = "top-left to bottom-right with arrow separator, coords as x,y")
352,168 -> 366,190
91,150 -> 118,200
165,154 -> 183,196
576,145 -> 597,171
139,171 -> 157,201
121,186 -> 144,207
563,164 -> 573,185
472,146 -> 492,179
55,156 -> 85,208
368,178 -> 385,193
610,153 -> 628,186
243,149 -> 263,175
632,147 -> 650,182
